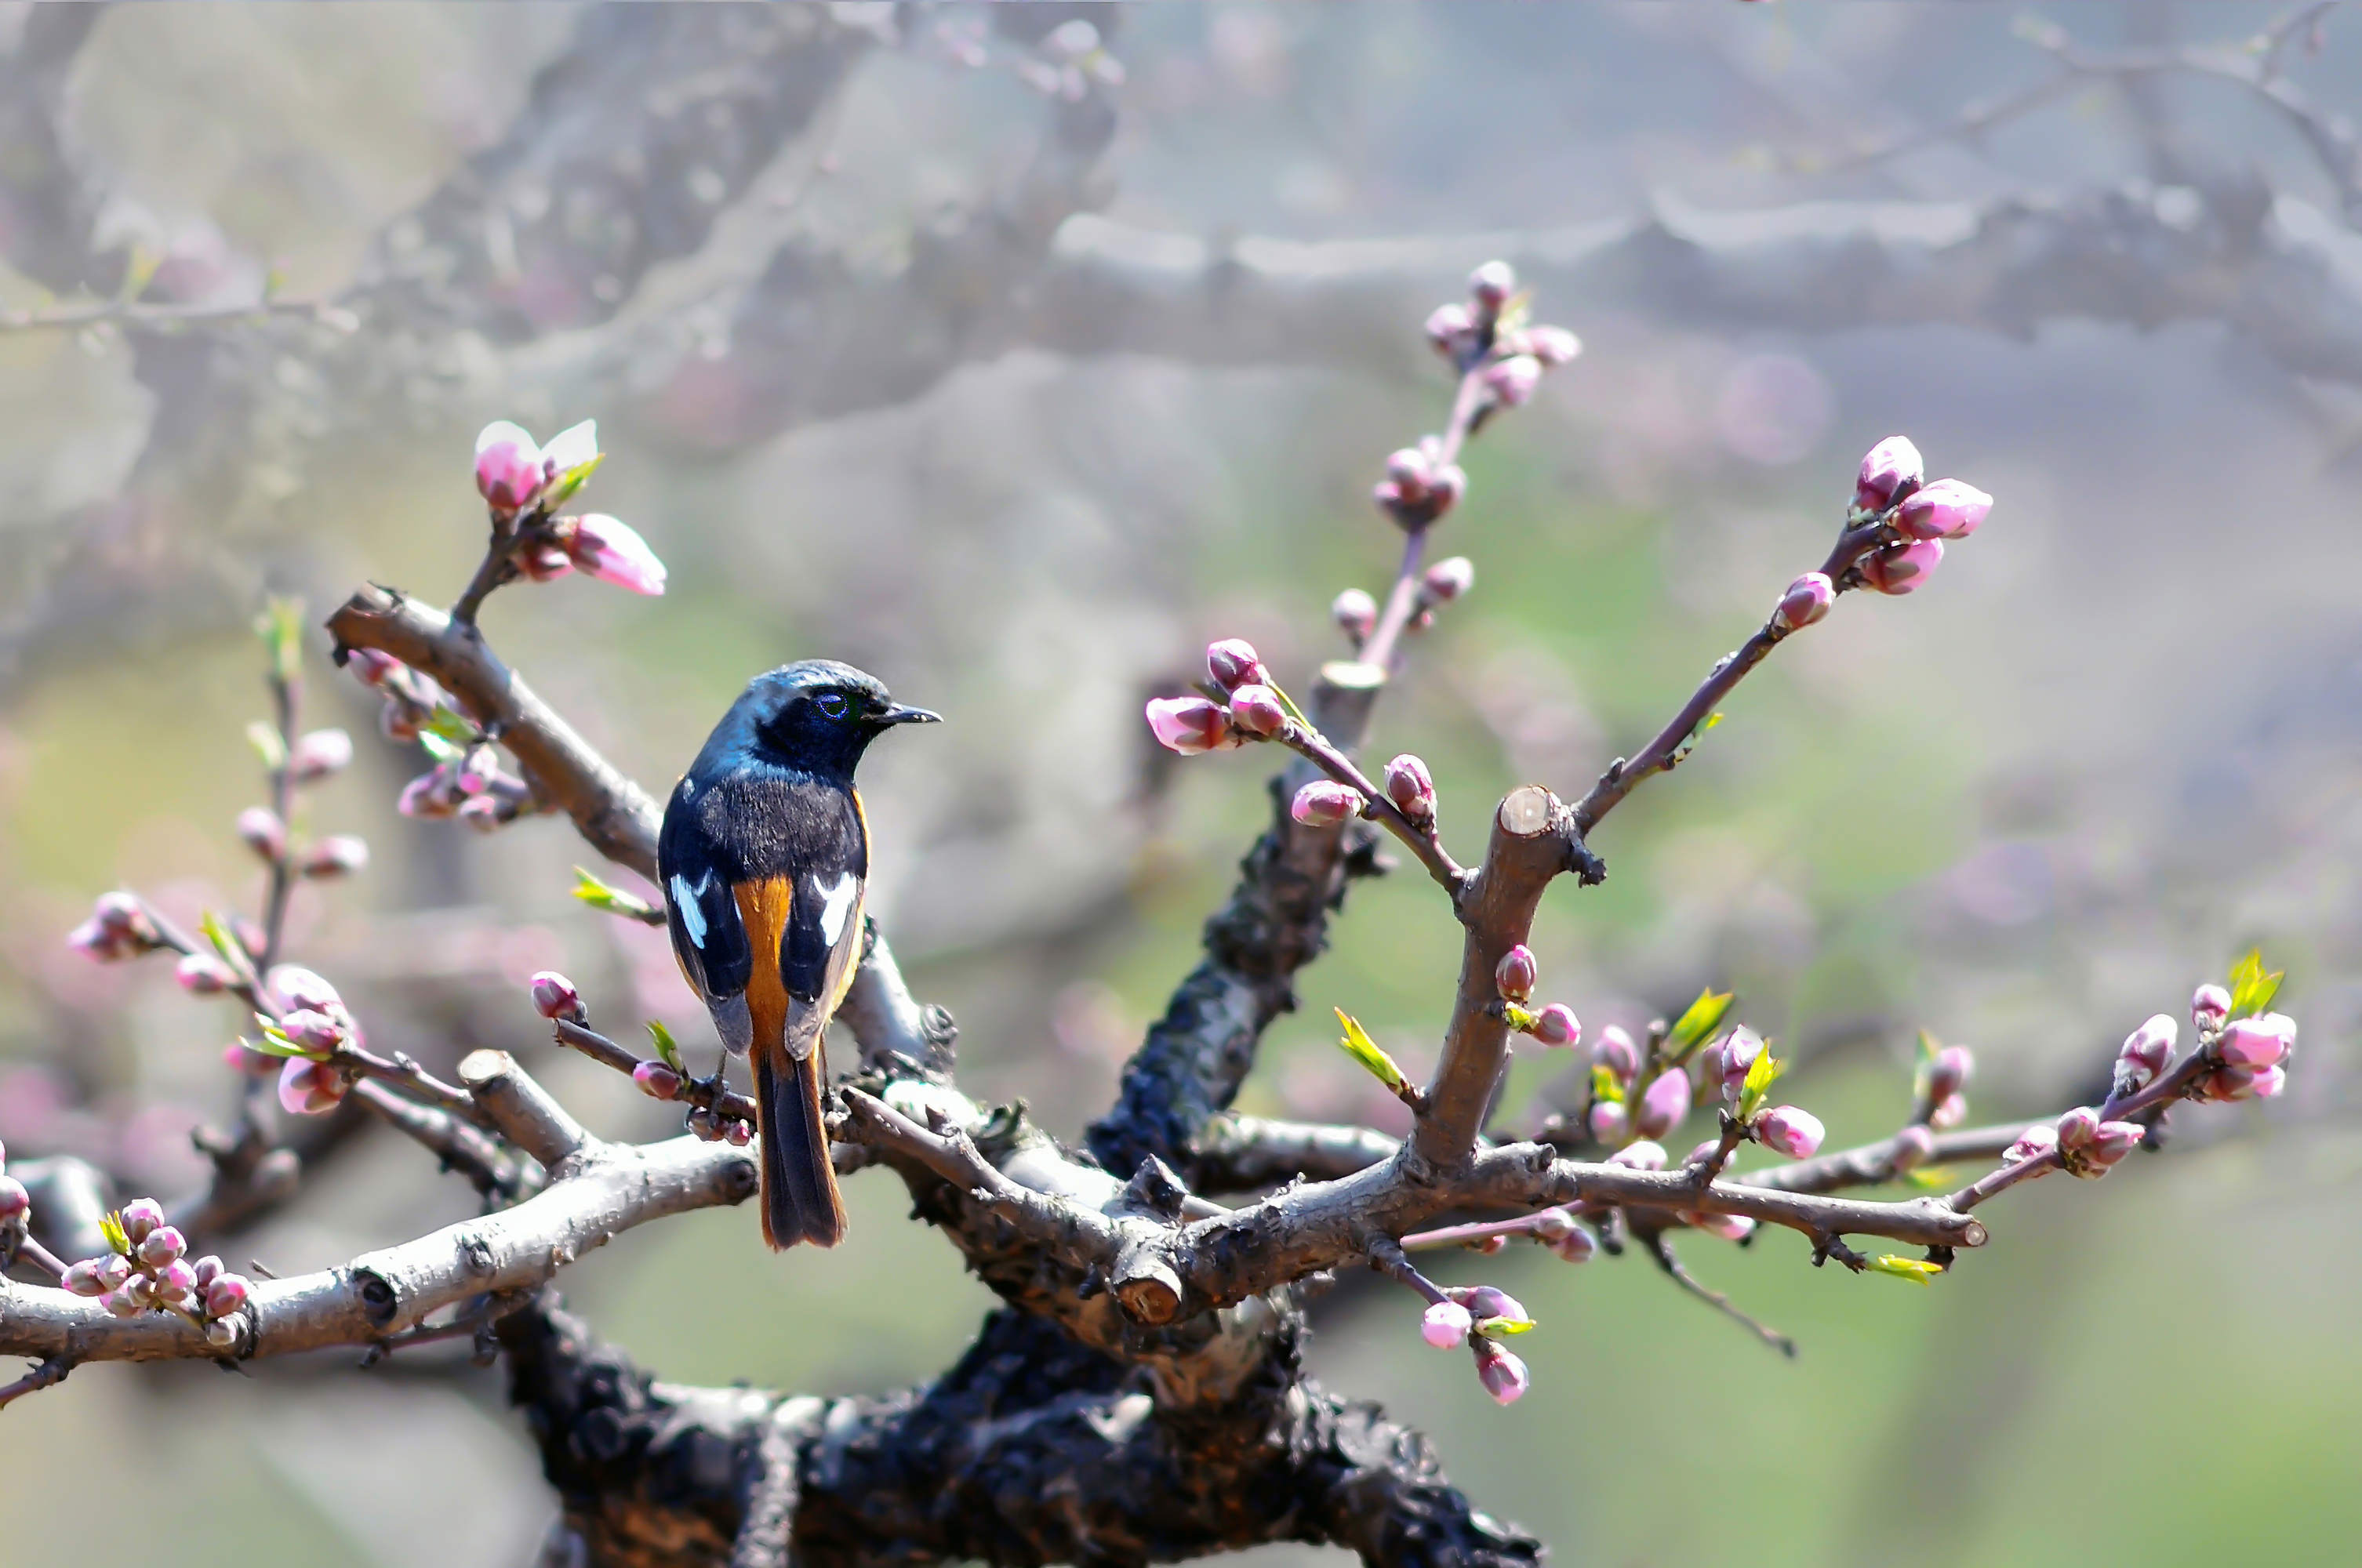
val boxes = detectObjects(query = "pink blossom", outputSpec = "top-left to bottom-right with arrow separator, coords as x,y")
1893,478 -> 1992,541
530,971 -> 583,1021
1715,1027 -> 1764,1104
2086,1121 -> 2143,1168
565,514 -> 667,595
346,648 -> 404,688
632,1061 -> 681,1100
1528,1003 -> 1579,1048
175,954 -> 235,995
1373,446 -> 1465,524
2190,983 -> 2232,1029
203,1272 -> 253,1319
1468,260 -> 1515,310
278,1058 -> 347,1116
1384,754 -> 1436,825
1543,1221 -> 1596,1264
1923,1045 -> 1973,1106
1421,1299 -> 1473,1348
266,965 -> 341,1015
2218,1013 -> 2295,1068
1633,1068 -> 1692,1140
1332,588 -> 1378,640
1686,1211 -> 1757,1242
1855,435 -> 1925,514
288,728 -> 354,782
277,1009 -> 348,1052
192,1255 -> 223,1289
1473,1341 -> 1531,1406
68,891 -> 156,960
1423,557 -> 1475,603
1928,1092 -> 1968,1129
0,1175 -> 25,1221
301,836 -> 370,880
101,1286 -> 147,1319
1494,945 -> 1538,1003
1772,571 -> 1835,632
1205,638 -> 1267,692
1145,696 -> 1235,756
63,1258 -> 116,1297
1591,1025 -> 1637,1085
236,807 -> 286,861
1424,302 -> 1475,358
2115,1014 -> 2178,1094
118,1197 -> 165,1244
1859,537 -> 1944,594
474,421 -> 546,514
1588,1100 -> 1629,1143
1226,684 -> 1288,739
1607,1139 -> 1666,1171
2004,1123 -> 2059,1163
1482,354 -> 1542,408
1753,1105 -> 1824,1159
1290,780 -> 1363,827
136,1225 -> 187,1267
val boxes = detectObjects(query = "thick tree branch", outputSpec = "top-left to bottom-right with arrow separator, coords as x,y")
1194,1114 -> 1401,1192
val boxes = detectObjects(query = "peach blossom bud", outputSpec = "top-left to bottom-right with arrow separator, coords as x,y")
1753,1105 -> 1824,1159
1421,1300 -> 1473,1348
1687,1211 -> 1756,1242
136,1225 -> 187,1267
1545,1222 -> 1596,1264
380,699 -> 421,743
175,953 -> 235,995
63,1258 -> 112,1297
1859,537 -> 1944,594
346,648 -> 403,688
0,1175 -> 25,1221
278,1009 -> 347,1052
1205,638 -> 1267,692
1607,1139 -> 1666,1171
288,728 -> 354,782
1717,1027 -> 1764,1104
102,1285 -> 147,1319
2054,1106 -> 2100,1153
1494,945 -> 1538,1003
191,1255 -> 223,1289
1889,1124 -> 1935,1171
725,1119 -> 752,1148
205,1317 -> 239,1350
1474,1341 -> 1531,1406
1854,435 -> 1924,513
1227,684 -> 1287,739
71,892 -> 158,961
522,544 -> 574,583
301,836 -> 370,879
1530,1207 -> 1575,1243
1426,300 -> 1474,349
154,1255 -> 196,1296
1772,572 -> 1834,631
1423,557 -> 1475,602
1592,1025 -> 1637,1085
398,768 -> 457,818
1923,1045 -> 1974,1107
1528,1003 -> 1579,1048
1144,696 -> 1234,756
2085,1121 -> 2142,1170
1524,325 -> 1581,367
565,514 -> 667,595
1451,1284 -> 1528,1328
118,1197 -> 165,1246
1470,1234 -> 1507,1254
267,965 -> 340,1014
203,1272 -> 252,1319
1290,780 -> 1362,828
1928,1092 -> 1968,1129
1893,478 -> 1991,541
1468,260 -> 1516,310
459,793 -> 507,833
1481,354 -> 1542,408
1634,1068 -> 1692,1141
530,971 -> 583,1022
278,1058 -> 346,1116
474,421 -> 544,514
2004,1123 -> 2058,1163
1332,588 -> 1378,640
1384,754 -> 1437,826
1682,1138 -> 1721,1167
2190,983 -> 2231,1029
2114,1014 -> 2178,1095
2219,1013 -> 2295,1068
1588,1100 -> 1629,1143
632,1062 -> 681,1100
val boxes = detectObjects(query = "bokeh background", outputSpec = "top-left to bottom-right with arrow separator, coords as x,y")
2,3 -> 2359,1563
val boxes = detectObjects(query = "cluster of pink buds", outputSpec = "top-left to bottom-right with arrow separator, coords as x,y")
2204,1012 -> 2295,1102
1528,1206 -> 1597,1263
346,647 -> 448,746
472,419 -> 667,594
1586,1025 -> 1637,1142
266,965 -> 359,1115
1372,440 -> 1467,530
61,1198 -> 256,1346
398,745 -> 528,826
1423,260 -> 1580,392
1847,435 -> 1993,598
2053,1106 -> 2144,1177
1416,1284 -> 1535,1404
685,1105 -> 753,1146
1493,945 -> 1579,1049
67,891 -> 159,963
1146,639 -> 1294,757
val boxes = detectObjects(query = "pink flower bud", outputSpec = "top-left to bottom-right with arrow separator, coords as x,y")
1544,1221 -> 1596,1264
1528,1003 -> 1579,1048
300,836 -> 370,880
725,1118 -> 752,1148
1928,1092 -> 1968,1129
203,1272 -> 252,1319
1421,1300 -> 1473,1348
632,1061 -> 681,1100
1290,780 -> 1363,828
192,1255 -> 223,1289
1591,1025 -> 1637,1085
1893,478 -> 1991,541
1854,435 -> 1924,513
346,648 -> 403,689
1205,638 -> 1267,693
1922,1045 -> 1974,1107
204,1316 -> 240,1349
380,699 -> 422,744
398,768 -> 458,818
70,892 -> 158,960
529,971 -> 583,1022
0,1175 -> 26,1221
1859,537 -> 1944,594
1686,1211 -> 1757,1242
522,544 -> 575,583
288,728 -> 354,782
2085,1121 -> 2142,1170
1494,945 -> 1538,1003
566,514 -> 667,595
278,1009 -> 347,1052
1531,1207 -> 1575,1243
136,1225 -> 187,1267
1772,572 -> 1834,632
1331,588 -> 1378,641
1752,1105 -> 1824,1159
1523,325 -> 1580,367
1588,1100 -> 1629,1143
153,1257 -> 196,1297
1450,1284 -> 1528,1326
1717,1027 -> 1764,1104
1423,557 -> 1475,603
175,953 -> 235,995
118,1197 -> 165,1246
2218,1013 -> 2295,1068
102,1285 -> 147,1319
1481,354 -> 1542,408
474,421 -> 544,514
267,965 -> 341,1015
1424,302 -> 1475,358
687,1107 -> 724,1142
1145,695 -> 1236,756
1383,754 -> 1437,826
1889,1124 -> 1935,1172
63,1258 -> 113,1297
1472,1341 -> 1530,1406
1224,684 -> 1287,740
1607,1139 -> 1666,1171
1633,1068 -> 1692,1141
459,793 -> 507,833
2190,983 -> 2232,1029
1468,260 -> 1516,310
2004,1123 -> 2059,1163
2114,1014 -> 2178,1094
278,1058 -> 346,1116
2054,1106 -> 2100,1153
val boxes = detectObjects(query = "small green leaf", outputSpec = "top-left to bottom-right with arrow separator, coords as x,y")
417,730 -> 463,764
572,866 -> 660,923
1666,987 -> 1735,1058
1335,1007 -> 1407,1091
1866,1254 -> 1946,1286
646,1019 -> 685,1073
199,909 -> 245,968
253,595 -> 304,685
541,452 -> 604,510
99,1211 -> 129,1257
1502,1003 -> 1535,1033
1590,1062 -> 1626,1105
1903,1166 -> 1957,1190
245,720 -> 287,771
2227,948 -> 2283,1018
421,706 -> 481,747
1474,1314 -> 1537,1338
1735,1042 -> 1784,1122
242,1028 -> 317,1061
117,244 -> 162,303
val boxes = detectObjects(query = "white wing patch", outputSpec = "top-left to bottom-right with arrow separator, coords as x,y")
670,873 -> 707,947
814,871 -> 859,947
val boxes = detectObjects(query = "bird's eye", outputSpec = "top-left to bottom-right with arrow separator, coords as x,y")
814,691 -> 850,720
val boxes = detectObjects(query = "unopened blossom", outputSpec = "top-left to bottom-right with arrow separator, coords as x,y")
1425,302 -> 1476,359
1468,260 -> 1515,313
1753,1105 -> 1824,1159
1332,588 -> 1378,640
267,964 -> 341,1015
1715,1027 -> 1764,1104
1588,1099 -> 1630,1143
278,1057 -> 346,1116
277,1009 -> 348,1052
2004,1123 -> 2059,1164
68,891 -> 157,961
725,1119 -> 752,1148
1205,638 -> 1267,692
64,1256 -> 127,1297
1888,1124 -> 1935,1172
2208,1061 -> 2288,1101
301,836 -> 370,879
0,1175 -> 26,1221
561,514 -> 666,595
1144,696 -> 1235,756
1495,945 -> 1538,1003
175,953 -> 235,995
1518,325 -> 1581,367
288,728 -> 354,782
2190,983 -> 2232,1029
2085,1120 -> 2143,1169
236,807 -> 287,861
1473,1340 -> 1531,1406
2054,1106 -> 2101,1154
1421,1299 -> 1474,1348
1633,1068 -> 1692,1141
1855,435 -> 1925,514
530,971 -> 583,1022
2115,1014 -> 2178,1095
1607,1139 -> 1666,1171
1591,1025 -> 1637,1085
2218,1013 -> 2295,1069
118,1197 -> 165,1245
1859,537 -> 1944,594
1893,478 -> 1992,542
1772,572 -> 1834,632
1543,1220 -> 1597,1264
101,1286 -> 146,1319
632,1061 -> 681,1100
1481,354 -> 1542,408
474,420 -> 545,515
1423,557 -> 1475,603
1451,1285 -> 1529,1329
1290,780 -> 1363,828
153,1257 -> 198,1307
1686,1211 -> 1757,1242
1373,444 -> 1466,525
398,763 -> 466,818
1226,684 -> 1287,739
203,1272 -> 253,1319
1923,1045 -> 1974,1109
346,648 -> 404,689
1528,1003 -> 1579,1048
1384,754 -> 1437,826
458,793 -> 507,833
1928,1092 -> 1968,1129
192,1255 -> 223,1290
136,1225 -> 187,1268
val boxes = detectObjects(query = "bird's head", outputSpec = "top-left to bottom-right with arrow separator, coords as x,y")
730,659 -> 939,776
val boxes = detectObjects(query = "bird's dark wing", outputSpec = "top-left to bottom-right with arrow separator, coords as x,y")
659,779 -> 755,1051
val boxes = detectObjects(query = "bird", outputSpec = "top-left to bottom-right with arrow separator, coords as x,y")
657,661 -> 939,1248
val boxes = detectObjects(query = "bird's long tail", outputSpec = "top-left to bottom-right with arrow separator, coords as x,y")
753,1041 -> 847,1249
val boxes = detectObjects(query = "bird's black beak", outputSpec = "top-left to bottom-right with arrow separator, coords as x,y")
878,703 -> 941,726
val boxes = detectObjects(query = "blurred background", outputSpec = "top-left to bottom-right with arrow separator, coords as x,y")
2,3 -> 2358,1563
